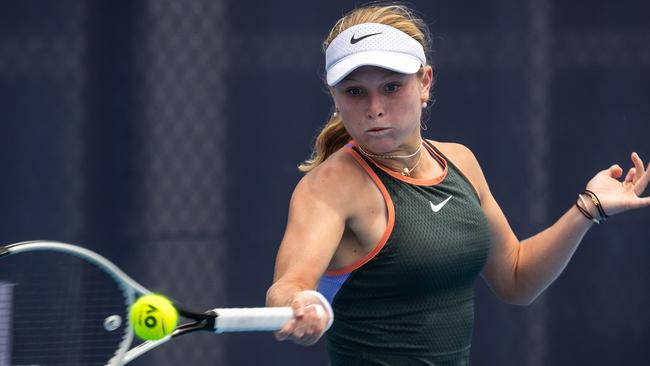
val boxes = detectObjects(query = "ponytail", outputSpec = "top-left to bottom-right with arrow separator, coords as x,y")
298,115 -> 350,173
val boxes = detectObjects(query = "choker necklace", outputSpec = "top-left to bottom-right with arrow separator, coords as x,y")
357,140 -> 423,159
358,140 -> 424,177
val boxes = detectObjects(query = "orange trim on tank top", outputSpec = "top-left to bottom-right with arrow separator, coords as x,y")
347,140 -> 448,186
324,145 -> 396,276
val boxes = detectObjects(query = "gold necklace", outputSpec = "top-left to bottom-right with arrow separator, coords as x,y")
360,145 -> 424,177
401,148 -> 423,176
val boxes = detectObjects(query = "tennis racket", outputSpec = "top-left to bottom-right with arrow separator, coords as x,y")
0,240 -> 333,365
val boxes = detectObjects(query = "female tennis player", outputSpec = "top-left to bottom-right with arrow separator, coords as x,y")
266,3 -> 650,364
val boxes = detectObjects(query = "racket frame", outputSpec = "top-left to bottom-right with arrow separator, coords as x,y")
1,241 -> 149,365
1,241 -> 300,365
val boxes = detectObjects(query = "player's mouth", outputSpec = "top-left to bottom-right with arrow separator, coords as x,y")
366,127 -> 391,136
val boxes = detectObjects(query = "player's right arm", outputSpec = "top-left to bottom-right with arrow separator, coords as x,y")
266,153 -> 359,345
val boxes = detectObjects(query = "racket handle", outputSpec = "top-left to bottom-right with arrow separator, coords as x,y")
211,307 -> 294,333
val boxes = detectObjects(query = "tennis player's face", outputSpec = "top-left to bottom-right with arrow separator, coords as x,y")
331,65 -> 431,155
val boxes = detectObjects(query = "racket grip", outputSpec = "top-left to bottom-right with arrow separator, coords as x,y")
211,307 -> 294,333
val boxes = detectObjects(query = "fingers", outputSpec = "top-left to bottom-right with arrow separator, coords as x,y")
643,162 -> 650,192
307,303 -> 326,325
631,152 -> 646,181
274,319 -> 296,341
294,305 -> 325,344
624,167 -> 636,184
291,297 -> 306,318
631,152 -> 650,195
607,164 -> 623,179
641,196 -> 650,208
627,195 -> 650,210
273,299 -> 326,346
274,297 -> 306,341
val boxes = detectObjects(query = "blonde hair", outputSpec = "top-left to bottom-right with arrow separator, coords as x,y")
298,3 -> 433,173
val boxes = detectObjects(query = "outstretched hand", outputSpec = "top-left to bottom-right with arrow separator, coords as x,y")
585,152 -> 650,217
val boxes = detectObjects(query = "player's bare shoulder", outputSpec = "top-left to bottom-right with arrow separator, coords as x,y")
292,148 -> 370,215
429,140 -> 480,168
427,140 -> 486,199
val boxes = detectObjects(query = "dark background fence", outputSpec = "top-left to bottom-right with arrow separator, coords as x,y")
1,0 -> 648,365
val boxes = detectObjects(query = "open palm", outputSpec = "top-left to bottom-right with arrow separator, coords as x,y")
585,152 -> 650,217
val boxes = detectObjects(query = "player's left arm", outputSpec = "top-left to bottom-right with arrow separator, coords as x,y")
448,145 -> 650,305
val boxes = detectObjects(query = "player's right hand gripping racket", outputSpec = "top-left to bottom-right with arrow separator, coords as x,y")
0,241 -> 333,365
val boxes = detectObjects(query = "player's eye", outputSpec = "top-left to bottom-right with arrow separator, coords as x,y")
384,83 -> 401,93
345,87 -> 363,96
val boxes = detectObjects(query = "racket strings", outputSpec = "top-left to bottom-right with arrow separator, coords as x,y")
0,251 -> 131,365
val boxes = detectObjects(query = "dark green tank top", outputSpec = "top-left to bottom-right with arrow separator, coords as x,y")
318,141 -> 491,365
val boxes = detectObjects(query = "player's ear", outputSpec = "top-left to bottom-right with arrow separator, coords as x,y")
419,65 -> 433,100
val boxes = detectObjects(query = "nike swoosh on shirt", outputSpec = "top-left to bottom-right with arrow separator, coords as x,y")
350,32 -> 382,44
430,196 -> 453,213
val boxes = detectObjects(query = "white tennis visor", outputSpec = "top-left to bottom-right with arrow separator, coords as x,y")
325,23 -> 426,86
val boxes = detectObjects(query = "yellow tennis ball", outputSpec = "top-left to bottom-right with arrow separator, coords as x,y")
129,294 -> 178,340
